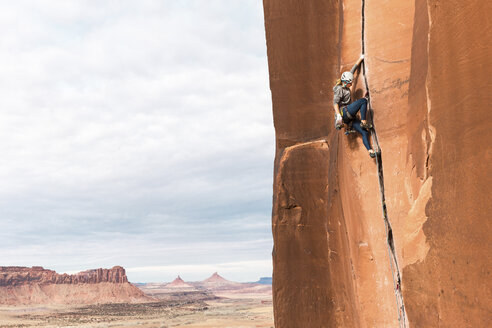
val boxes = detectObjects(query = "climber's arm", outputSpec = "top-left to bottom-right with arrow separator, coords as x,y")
348,55 -> 364,93
350,55 -> 364,74
333,87 -> 341,114
333,102 -> 343,128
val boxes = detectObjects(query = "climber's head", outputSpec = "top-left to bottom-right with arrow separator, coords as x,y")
341,71 -> 354,86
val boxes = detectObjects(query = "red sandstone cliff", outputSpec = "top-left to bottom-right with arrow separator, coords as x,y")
263,0 -> 491,327
0,266 -> 150,305
0,266 -> 128,286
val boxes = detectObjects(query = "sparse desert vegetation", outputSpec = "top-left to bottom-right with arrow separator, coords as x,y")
0,297 -> 273,328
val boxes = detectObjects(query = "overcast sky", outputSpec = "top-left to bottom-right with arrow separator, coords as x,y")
0,0 -> 273,282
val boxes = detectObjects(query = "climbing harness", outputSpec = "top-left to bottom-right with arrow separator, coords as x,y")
342,107 -> 354,120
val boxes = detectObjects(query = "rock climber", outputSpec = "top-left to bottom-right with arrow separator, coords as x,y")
333,55 -> 376,158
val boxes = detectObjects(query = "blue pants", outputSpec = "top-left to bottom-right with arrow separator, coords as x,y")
346,98 -> 368,120
352,121 -> 371,150
342,98 -> 371,150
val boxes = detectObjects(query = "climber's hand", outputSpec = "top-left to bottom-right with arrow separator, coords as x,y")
335,114 -> 343,130
357,55 -> 364,65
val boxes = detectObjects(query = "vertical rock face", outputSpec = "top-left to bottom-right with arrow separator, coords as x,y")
263,0 -> 491,327
264,1 -> 360,326
402,1 -> 492,327
263,0 -> 339,148
272,140 -> 360,327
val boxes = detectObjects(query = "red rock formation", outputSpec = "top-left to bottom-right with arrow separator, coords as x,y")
198,273 -> 244,292
0,266 -> 128,286
401,1 -> 492,327
203,272 -> 229,285
263,0 -> 491,327
166,276 -> 194,288
0,266 -> 150,305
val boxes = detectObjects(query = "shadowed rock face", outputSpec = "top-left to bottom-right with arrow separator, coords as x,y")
263,0 -> 491,327
0,266 -> 128,286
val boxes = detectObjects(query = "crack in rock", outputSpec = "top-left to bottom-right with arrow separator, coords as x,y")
361,0 -> 408,326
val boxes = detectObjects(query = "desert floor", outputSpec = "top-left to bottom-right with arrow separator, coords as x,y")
0,297 -> 273,328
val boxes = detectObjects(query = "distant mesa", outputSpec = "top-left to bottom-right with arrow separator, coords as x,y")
193,272 -> 246,293
202,272 -> 231,285
0,265 -> 129,286
196,272 -> 271,297
166,275 -> 194,288
137,272 -> 272,301
0,266 -> 151,305
256,277 -> 272,285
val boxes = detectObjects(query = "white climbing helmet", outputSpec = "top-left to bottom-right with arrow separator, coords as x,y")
341,71 -> 354,84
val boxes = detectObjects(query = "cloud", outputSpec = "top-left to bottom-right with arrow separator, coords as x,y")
0,0 -> 273,281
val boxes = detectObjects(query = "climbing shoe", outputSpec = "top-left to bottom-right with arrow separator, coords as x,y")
369,150 -> 376,158
361,121 -> 373,130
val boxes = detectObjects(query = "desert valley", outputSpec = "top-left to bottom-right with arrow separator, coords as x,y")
0,266 -> 273,328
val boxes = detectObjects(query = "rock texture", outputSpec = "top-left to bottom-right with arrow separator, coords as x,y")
263,0 -> 491,327
0,266 -> 149,305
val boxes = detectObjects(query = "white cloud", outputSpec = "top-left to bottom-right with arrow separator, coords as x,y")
0,0 -> 273,281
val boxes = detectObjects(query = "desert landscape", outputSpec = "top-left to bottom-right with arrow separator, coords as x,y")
0,267 -> 273,328
1,0 -> 490,327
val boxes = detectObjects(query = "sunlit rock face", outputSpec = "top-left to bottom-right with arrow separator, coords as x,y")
263,0 -> 491,327
0,266 -> 149,305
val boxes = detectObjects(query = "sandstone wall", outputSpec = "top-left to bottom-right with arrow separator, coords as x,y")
0,282 -> 149,306
0,266 -> 128,286
264,0 -> 491,327
264,1 -> 361,326
0,266 -> 149,305
402,0 -> 492,326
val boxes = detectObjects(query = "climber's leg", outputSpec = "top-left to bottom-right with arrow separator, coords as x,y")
347,98 -> 372,130
352,121 -> 372,151
346,98 -> 367,119
359,98 -> 368,121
